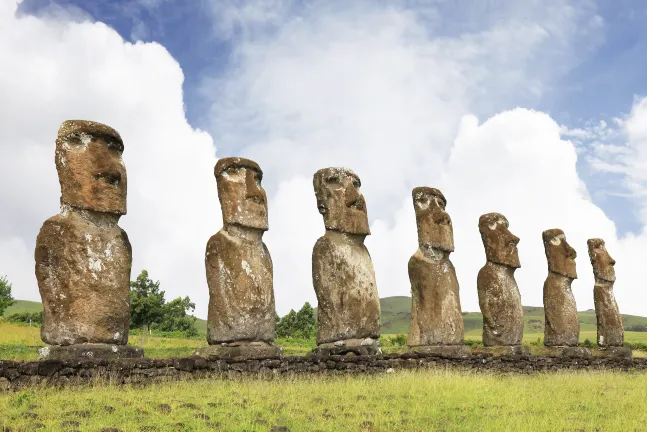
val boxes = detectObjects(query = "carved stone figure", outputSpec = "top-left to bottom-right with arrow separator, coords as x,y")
542,229 -> 580,348
588,238 -> 628,357
407,187 -> 468,355
35,120 -> 141,360
312,167 -> 381,355
476,213 -> 527,354
195,157 -> 280,359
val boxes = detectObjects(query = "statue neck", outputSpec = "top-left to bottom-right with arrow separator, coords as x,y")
224,224 -> 264,242
325,229 -> 366,245
62,204 -> 120,228
420,243 -> 449,261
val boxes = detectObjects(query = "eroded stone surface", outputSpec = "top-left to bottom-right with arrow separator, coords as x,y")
205,158 -> 276,345
37,344 -> 143,361
408,187 -> 464,347
36,120 -> 132,347
543,229 -> 579,347
588,238 -> 623,347
193,342 -> 281,359
315,338 -> 381,356
476,213 -> 524,346
410,345 -> 471,356
312,168 -> 380,345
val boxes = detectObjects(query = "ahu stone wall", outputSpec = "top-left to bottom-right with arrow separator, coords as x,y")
1,353 -> 645,391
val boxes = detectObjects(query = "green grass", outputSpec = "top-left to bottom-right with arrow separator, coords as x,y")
2,370 -> 647,431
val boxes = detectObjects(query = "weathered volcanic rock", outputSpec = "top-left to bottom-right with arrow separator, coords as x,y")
312,168 -> 380,348
476,213 -> 524,346
204,158 -> 276,346
35,120 -> 132,347
542,229 -> 579,347
588,238 -> 624,347
407,187 -> 464,347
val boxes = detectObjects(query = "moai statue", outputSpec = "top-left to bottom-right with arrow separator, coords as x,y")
542,229 -> 589,356
194,157 -> 281,359
312,167 -> 381,355
35,120 -> 142,360
588,238 -> 630,357
407,187 -> 469,355
476,213 -> 528,355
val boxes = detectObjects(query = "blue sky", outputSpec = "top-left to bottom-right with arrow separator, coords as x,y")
19,0 -> 647,236
3,0 -> 647,317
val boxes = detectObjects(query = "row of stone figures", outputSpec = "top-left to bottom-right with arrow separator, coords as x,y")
33,120 -> 629,361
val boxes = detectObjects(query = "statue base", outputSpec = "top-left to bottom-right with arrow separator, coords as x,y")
316,338 -> 381,356
543,346 -> 592,358
193,341 -> 282,359
594,346 -> 632,358
471,345 -> 530,356
410,345 -> 471,357
37,344 -> 144,361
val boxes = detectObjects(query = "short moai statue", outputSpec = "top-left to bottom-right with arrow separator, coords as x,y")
407,187 -> 469,356
35,120 -> 142,360
194,157 -> 281,359
476,213 -> 528,355
312,167 -> 381,355
542,229 -> 589,357
588,238 -> 631,358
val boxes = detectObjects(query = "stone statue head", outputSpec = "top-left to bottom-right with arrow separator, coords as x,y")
215,157 -> 268,231
55,120 -> 127,215
587,238 -> 615,283
478,213 -> 520,268
412,187 -> 453,252
313,167 -> 370,235
542,228 -> 577,279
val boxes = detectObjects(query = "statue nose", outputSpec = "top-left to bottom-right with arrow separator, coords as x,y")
245,171 -> 265,203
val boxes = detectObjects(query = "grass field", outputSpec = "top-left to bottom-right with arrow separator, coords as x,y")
2,370 -> 647,431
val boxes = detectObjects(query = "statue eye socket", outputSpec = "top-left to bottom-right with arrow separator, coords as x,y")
353,179 -> 361,188
325,175 -> 340,184
106,140 -> 124,152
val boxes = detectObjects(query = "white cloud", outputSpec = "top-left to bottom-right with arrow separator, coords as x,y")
3,0 -> 645,331
0,1 -> 218,318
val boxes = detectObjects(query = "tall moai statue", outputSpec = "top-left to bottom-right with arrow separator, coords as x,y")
407,187 -> 469,355
588,238 -> 631,357
542,229 -> 589,356
312,168 -> 381,355
35,120 -> 142,360
476,213 -> 528,355
195,157 -> 281,359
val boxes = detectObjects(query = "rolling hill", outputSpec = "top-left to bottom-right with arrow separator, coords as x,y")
6,297 -> 647,337
3,300 -> 209,333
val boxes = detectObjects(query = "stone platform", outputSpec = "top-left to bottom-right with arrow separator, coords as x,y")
410,345 -> 471,357
594,346 -> 633,358
543,346 -> 592,358
193,341 -> 282,359
37,344 -> 144,361
470,345 -> 530,356
315,337 -> 381,356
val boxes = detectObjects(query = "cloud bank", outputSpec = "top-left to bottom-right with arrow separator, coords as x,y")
1,0 -> 645,323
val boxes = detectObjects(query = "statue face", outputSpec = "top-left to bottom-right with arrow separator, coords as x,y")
55,120 -> 127,215
412,187 -> 453,252
543,229 -> 577,279
588,238 -> 615,283
215,157 -> 268,231
313,167 -> 370,235
479,213 -> 520,268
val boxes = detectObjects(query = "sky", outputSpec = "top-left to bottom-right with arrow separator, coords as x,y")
1,0 -> 646,320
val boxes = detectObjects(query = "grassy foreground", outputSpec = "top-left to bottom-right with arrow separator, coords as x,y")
1,370 -> 647,431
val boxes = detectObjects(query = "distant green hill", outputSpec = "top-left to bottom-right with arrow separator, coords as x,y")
8,297 -> 647,338
379,297 -> 647,337
4,299 -> 209,333
2,300 -> 43,316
